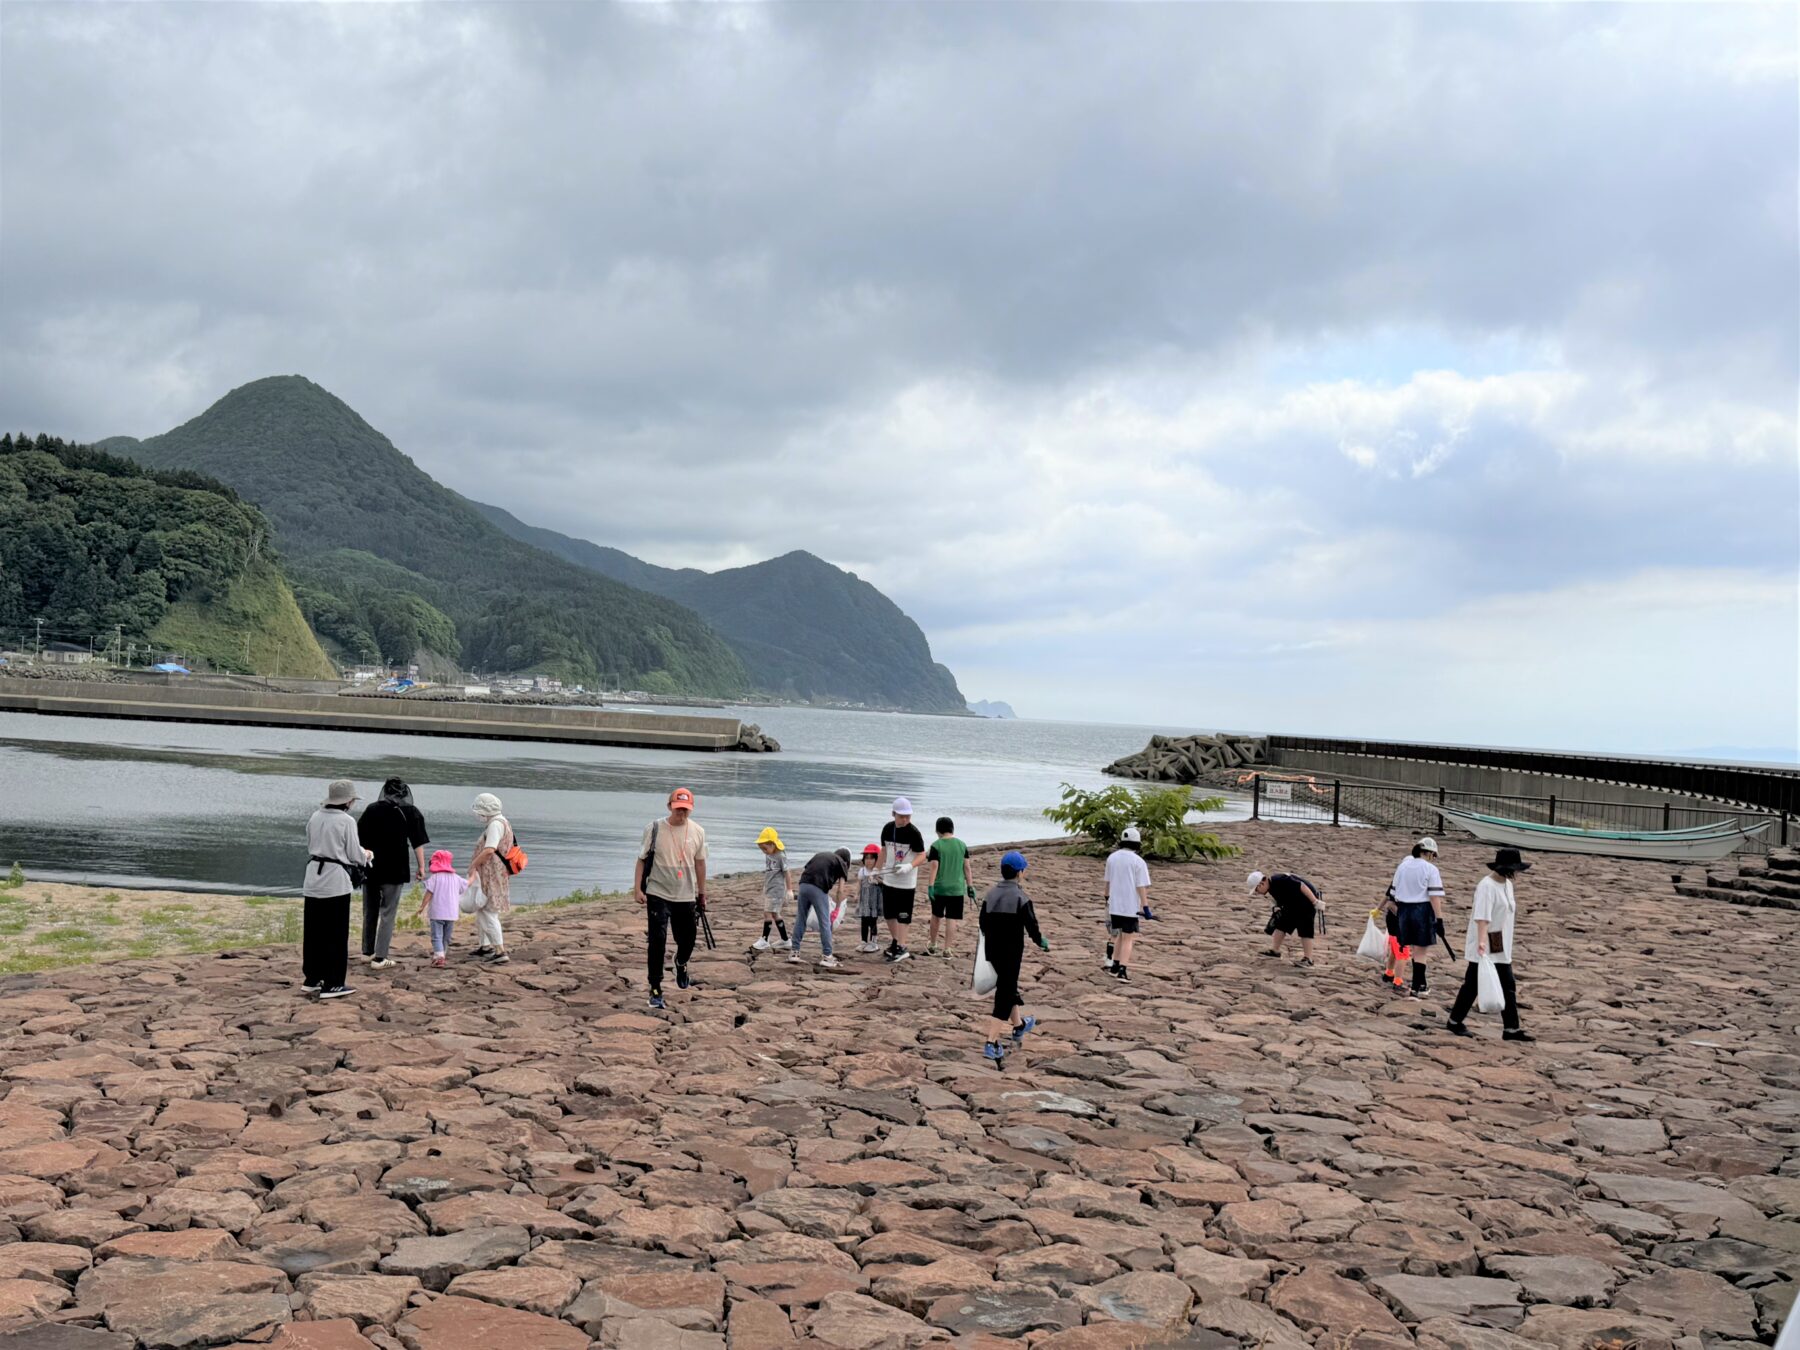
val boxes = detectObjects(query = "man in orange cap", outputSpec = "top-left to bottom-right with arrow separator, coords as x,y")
635,787 -> 708,1010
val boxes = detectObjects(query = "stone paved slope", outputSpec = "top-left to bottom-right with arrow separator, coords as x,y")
0,822 -> 1795,1350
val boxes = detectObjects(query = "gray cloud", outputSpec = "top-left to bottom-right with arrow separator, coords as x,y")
1,2 -> 1794,744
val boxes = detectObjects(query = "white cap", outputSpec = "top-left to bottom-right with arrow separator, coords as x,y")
892,796 -> 913,815
1416,837 -> 1438,854
1244,870 -> 1265,894
1121,827 -> 1142,844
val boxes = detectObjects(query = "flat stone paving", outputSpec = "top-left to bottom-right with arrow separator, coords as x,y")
0,820 -> 1795,1350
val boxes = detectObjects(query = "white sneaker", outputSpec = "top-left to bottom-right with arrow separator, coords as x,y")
370,958 -> 395,970
819,954 -> 839,969
787,951 -> 802,963
859,940 -> 879,953
752,937 -> 771,951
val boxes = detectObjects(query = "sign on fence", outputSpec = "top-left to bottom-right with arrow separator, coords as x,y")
1264,781 -> 1293,800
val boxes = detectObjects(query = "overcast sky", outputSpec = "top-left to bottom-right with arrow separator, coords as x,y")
3,3 -> 1795,755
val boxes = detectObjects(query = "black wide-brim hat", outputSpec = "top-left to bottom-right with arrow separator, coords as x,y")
1488,847 -> 1531,872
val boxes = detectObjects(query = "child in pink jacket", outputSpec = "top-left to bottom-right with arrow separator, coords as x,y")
416,850 -> 468,968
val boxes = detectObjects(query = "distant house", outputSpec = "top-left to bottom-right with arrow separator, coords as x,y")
43,642 -> 94,666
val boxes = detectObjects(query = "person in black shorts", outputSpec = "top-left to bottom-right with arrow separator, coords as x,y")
1247,869 -> 1322,968
879,796 -> 926,963
977,850 -> 1048,1062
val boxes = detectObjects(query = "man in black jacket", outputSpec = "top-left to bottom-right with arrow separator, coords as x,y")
356,778 -> 429,969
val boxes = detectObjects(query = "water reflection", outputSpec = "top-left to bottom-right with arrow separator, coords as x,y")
0,706 -> 1243,901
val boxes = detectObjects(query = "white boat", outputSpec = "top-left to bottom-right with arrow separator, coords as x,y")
1436,803 -> 1773,862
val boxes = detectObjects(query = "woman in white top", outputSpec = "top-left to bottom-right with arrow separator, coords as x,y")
466,793 -> 515,966
1447,847 -> 1533,1042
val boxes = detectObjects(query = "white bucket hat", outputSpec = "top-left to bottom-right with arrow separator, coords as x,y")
1244,870 -> 1265,894
1416,837 -> 1438,854
892,796 -> 913,815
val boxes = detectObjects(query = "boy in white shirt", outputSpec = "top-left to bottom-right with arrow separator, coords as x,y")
1103,828 -> 1152,981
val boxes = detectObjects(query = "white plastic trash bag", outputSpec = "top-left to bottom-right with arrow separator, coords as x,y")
972,936 -> 998,996
1356,912 -> 1387,963
1475,955 -> 1505,1015
460,881 -> 485,916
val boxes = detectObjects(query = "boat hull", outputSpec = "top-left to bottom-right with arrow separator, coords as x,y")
1437,805 -> 1771,862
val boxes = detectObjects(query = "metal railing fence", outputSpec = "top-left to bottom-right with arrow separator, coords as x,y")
1246,773 -> 1788,855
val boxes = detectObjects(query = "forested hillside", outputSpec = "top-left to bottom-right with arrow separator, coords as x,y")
0,433 -> 335,677
472,502 -> 969,712
106,377 -> 747,693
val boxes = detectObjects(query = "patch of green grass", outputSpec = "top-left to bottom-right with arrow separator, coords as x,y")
540,887 -> 628,910
0,916 -> 28,935
3,861 -> 24,889
242,895 -> 280,907
33,927 -> 103,953
0,951 -> 85,975
94,910 -> 125,926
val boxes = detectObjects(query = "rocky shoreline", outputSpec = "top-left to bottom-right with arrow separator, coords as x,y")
0,821 -> 1793,1349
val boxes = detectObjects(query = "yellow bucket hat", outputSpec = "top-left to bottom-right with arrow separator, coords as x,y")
756,827 -> 784,849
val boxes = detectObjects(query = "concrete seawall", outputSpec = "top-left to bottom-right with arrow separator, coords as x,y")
1265,734 -> 1799,816
0,680 -> 747,751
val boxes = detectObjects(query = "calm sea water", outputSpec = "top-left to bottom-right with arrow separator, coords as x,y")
0,706 -> 1252,899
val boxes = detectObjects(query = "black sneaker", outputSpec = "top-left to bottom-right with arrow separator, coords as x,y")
1259,949 -> 1279,959
675,965 -> 691,990
1113,966 -> 1130,982
1446,1019 -> 1472,1037
1503,1029 -> 1535,1042
886,947 -> 911,963
318,985 -> 355,999
1296,957 -> 1315,968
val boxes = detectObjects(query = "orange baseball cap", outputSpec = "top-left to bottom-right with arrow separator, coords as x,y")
670,787 -> 695,809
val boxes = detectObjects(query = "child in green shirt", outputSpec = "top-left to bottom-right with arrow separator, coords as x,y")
924,816 -> 972,958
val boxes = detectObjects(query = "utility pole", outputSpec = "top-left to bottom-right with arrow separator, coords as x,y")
33,618 -> 43,662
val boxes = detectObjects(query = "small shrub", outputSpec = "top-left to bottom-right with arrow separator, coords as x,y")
1043,783 -> 1240,862
3,862 -> 23,889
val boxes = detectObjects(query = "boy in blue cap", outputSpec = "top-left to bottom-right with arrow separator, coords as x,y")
978,850 -> 1049,1063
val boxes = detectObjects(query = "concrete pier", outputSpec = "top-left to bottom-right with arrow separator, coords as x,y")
0,680 -> 748,751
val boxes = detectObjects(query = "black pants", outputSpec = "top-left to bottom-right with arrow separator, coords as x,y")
1449,959 -> 1520,1031
988,939 -> 1024,1021
646,895 -> 696,994
303,895 -> 350,990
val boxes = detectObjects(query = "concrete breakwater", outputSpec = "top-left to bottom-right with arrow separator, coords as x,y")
0,678 -> 765,752
1104,731 -> 1269,782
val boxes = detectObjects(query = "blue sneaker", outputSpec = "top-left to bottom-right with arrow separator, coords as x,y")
648,992 -> 665,1011
983,1041 -> 1006,1061
1011,1016 -> 1037,1043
